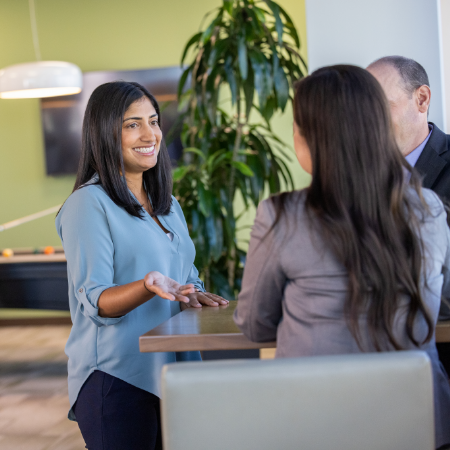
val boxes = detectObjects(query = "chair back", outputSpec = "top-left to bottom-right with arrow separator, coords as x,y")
161,351 -> 434,450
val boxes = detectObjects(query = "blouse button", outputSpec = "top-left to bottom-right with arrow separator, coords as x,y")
78,288 -> 83,293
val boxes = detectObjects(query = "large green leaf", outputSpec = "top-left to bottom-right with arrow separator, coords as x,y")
198,182 -> 213,217
264,1 -> 283,45
231,161 -> 254,177
224,56 -> 238,105
181,32 -> 202,65
177,65 -> 193,99
274,66 -> 289,111
201,13 -> 222,44
205,210 -> 223,262
238,36 -> 248,81
253,5 -> 266,23
207,149 -> 231,173
278,4 -> 300,48
260,94 -> 277,123
172,165 -> 193,182
249,50 -> 267,108
245,5 -> 265,35
243,61 -> 254,120
223,0 -> 233,15
184,147 -> 206,160
204,68 -> 222,123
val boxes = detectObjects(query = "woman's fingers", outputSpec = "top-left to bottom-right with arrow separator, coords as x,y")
145,277 -> 227,307
146,284 -> 189,303
178,284 -> 195,295
196,292 -> 219,307
186,294 -> 202,308
173,294 -> 190,303
207,293 -> 229,305
151,287 -> 175,301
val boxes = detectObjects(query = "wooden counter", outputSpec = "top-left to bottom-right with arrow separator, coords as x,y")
437,321 -> 450,344
139,301 -> 450,353
140,301 -> 276,353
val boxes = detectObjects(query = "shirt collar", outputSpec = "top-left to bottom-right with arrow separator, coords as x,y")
405,124 -> 433,168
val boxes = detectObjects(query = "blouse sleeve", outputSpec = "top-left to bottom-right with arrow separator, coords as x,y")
57,187 -> 122,327
172,196 -> 206,292
234,199 -> 285,342
423,189 -> 450,320
440,211 -> 450,319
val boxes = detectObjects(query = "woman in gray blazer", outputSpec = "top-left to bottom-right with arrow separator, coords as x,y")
234,65 -> 450,449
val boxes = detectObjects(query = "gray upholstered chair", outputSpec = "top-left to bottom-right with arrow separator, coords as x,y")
161,351 -> 434,450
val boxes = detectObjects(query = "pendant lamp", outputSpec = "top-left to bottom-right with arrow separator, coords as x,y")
0,0 -> 82,99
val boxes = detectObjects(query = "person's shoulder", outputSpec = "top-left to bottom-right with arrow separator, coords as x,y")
427,123 -> 450,157
258,189 -> 308,222
68,184 -> 108,205
171,195 -> 180,208
421,187 -> 446,215
264,189 -> 307,213
57,184 -> 110,220
406,186 -> 446,226
421,186 -> 442,202
169,195 -> 182,215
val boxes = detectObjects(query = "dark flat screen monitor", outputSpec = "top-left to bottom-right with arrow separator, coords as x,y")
41,66 -> 184,175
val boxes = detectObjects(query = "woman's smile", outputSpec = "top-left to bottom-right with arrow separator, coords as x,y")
121,96 -> 162,175
133,145 -> 156,155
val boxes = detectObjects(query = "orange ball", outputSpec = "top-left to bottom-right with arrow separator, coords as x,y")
43,246 -> 55,255
2,248 -> 14,257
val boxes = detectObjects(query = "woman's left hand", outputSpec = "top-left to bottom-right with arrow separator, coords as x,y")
181,291 -> 229,309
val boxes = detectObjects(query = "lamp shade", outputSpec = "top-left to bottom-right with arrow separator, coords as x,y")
0,61 -> 82,99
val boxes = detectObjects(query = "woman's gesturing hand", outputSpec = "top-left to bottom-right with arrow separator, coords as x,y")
144,271 -> 195,303
182,291 -> 229,309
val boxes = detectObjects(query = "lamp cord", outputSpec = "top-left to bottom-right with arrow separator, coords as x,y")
29,0 -> 42,61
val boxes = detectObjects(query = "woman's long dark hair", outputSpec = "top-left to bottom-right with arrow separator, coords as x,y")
273,65 -> 433,351
73,81 -> 173,217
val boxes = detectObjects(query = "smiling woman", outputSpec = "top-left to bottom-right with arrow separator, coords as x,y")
55,81 -> 228,450
74,81 -> 173,218
121,98 -> 161,176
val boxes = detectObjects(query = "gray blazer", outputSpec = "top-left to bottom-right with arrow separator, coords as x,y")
234,188 -> 450,448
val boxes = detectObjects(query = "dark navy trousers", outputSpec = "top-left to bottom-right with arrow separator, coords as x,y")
73,371 -> 162,450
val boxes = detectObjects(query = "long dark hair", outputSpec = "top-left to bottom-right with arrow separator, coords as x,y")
73,81 -> 173,217
272,65 -> 433,351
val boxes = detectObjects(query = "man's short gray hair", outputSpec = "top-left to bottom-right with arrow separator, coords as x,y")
369,55 -> 430,96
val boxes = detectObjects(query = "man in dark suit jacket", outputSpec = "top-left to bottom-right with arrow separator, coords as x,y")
415,124 -> 450,200
367,55 -> 450,372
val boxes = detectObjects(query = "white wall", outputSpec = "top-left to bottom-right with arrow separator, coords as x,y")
305,0 -> 446,131
441,0 -> 450,132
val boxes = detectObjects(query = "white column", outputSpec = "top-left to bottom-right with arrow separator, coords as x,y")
440,0 -> 450,132
305,0 -> 446,130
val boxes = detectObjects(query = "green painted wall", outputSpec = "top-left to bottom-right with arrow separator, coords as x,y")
0,0 -> 309,250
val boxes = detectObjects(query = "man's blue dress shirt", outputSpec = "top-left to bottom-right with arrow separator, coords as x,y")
405,125 -> 433,168
55,178 -> 203,420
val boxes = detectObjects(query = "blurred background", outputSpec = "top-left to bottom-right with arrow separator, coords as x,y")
0,0 -> 449,448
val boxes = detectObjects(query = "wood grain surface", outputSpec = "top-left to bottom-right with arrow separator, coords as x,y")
140,300 -> 450,352
437,321 -> 450,343
139,301 -> 276,352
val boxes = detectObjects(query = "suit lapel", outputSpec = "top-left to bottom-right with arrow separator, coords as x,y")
414,124 -> 448,189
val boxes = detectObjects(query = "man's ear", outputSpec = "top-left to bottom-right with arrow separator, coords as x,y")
416,85 -> 431,114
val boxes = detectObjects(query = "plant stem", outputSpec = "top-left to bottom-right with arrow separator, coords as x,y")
227,245 -> 236,295
204,266 -> 211,292
189,47 -> 204,147
227,93 -> 243,293
228,93 -> 242,203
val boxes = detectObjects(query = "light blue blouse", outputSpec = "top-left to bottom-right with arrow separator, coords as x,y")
55,178 -> 203,420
